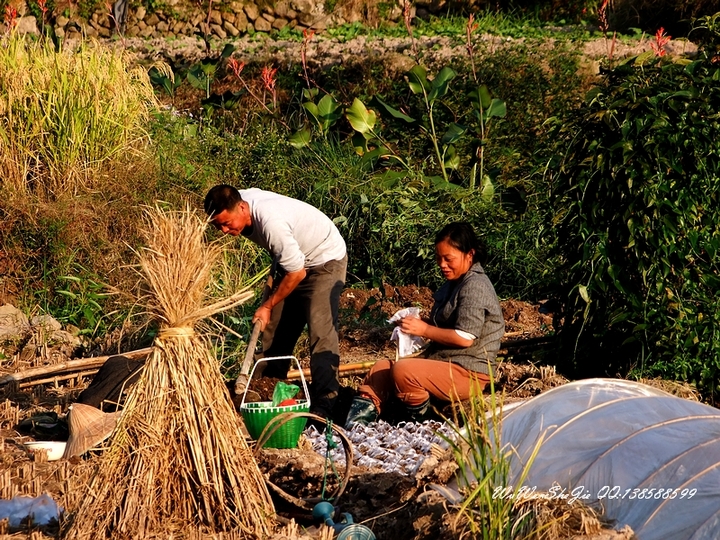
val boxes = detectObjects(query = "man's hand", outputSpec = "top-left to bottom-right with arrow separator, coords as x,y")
252,304 -> 273,331
251,268 -> 307,331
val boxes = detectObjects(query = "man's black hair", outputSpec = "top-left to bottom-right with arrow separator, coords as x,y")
435,221 -> 487,265
203,184 -> 243,217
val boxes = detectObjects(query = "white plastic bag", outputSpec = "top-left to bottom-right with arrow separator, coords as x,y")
388,307 -> 428,358
0,493 -> 61,528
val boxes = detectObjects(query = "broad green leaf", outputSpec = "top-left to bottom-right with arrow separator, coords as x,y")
303,101 -> 321,124
317,93 -> 341,117
407,65 -> 430,94
428,66 -> 455,101
346,98 -> 376,134
289,126 -> 312,148
578,284 -> 590,304
186,69 -> 207,91
485,98 -> 507,119
302,88 -> 319,100
372,96 -> 416,123
634,51 -> 656,66
221,43 -> 236,58
480,174 -> 494,201
443,145 -> 460,170
351,132 -> 369,154
440,123 -> 466,145
432,66 -> 456,89
360,147 -> 385,167
477,85 -> 492,109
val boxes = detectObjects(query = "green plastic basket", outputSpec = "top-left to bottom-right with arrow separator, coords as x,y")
239,356 -> 311,449
240,400 -> 310,448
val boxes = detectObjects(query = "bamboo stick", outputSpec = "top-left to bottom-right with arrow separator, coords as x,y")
0,347 -> 152,386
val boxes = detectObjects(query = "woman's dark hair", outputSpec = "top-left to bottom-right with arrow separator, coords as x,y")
435,222 -> 486,264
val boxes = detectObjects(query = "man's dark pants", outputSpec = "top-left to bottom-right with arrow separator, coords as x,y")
261,256 -> 347,418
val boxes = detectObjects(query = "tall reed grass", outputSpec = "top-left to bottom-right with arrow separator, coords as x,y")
444,374 -> 541,539
0,34 -> 157,198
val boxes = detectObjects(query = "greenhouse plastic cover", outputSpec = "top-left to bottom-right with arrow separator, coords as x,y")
457,378 -> 720,540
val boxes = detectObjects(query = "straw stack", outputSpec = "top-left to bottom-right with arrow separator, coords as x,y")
64,205 -> 274,539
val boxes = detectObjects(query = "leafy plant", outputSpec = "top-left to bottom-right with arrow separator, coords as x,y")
546,24 -> 720,390
55,273 -> 111,335
289,89 -> 343,147
346,64 -> 506,192
187,43 -> 235,99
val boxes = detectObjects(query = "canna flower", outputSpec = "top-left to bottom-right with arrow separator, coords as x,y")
261,65 -> 277,93
38,0 -> 48,19
4,4 -> 18,31
228,58 -> 245,79
650,27 -> 671,57
598,0 -> 609,34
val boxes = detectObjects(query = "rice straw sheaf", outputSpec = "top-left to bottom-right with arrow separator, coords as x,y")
63,205 -> 274,539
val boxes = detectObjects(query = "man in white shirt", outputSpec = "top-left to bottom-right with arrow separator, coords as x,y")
204,185 -> 347,420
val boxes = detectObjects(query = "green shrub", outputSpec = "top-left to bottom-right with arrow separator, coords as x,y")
546,27 -> 720,390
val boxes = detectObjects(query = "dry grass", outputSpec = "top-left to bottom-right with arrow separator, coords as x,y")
63,205 -> 274,539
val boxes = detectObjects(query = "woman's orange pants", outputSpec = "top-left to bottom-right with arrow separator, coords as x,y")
358,358 -> 490,412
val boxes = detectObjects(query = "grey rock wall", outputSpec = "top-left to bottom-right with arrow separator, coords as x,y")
4,0 -> 481,40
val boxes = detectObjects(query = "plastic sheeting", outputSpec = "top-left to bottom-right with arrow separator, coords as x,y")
477,378 -> 720,540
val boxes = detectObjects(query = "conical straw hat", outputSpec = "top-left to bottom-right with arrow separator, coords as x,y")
63,403 -> 121,459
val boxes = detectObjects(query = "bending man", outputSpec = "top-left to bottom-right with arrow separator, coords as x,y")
204,185 -> 347,420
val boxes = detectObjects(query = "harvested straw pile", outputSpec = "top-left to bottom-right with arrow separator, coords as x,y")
64,205 -> 274,539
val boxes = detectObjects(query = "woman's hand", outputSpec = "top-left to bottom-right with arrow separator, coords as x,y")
399,316 -> 474,348
398,316 -> 430,339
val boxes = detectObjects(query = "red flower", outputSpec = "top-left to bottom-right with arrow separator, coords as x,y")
228,58 -> 245,79
650,27 -> 671,57
261,65 -> 278,92
4,4 -> 18,30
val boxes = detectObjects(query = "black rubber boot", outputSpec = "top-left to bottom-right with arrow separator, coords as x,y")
344,396 -> 378,429
405,399 -> 432,423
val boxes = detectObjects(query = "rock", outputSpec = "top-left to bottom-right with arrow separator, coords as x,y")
273,0 -> 290,18
134,6 -> 146,21
157,20 -> 168,32
139,25 -> 154,37
290,0 -> 314,14
0,304 -> 28,340
209,9 -> 222,25
56,15 -> 69,27
146,13 -> 160,26
262,4 -> 274,15
16,15 -> 39,35
253,16 -> 271,32
171,20 -> 186,34
223,20 -> 240,36
234,11 -> 248,31
137,20 -> 147,30
83,23 -> 98,37
272,17 -> 287,30
190,13 -> 204,27
30,315 -> 62,333
262,12 -> 275,23
210,23 -> 226,39
244,2 -> 259,21
55,26 -> 65,37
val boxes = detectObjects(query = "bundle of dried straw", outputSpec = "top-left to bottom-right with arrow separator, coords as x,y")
64,205 -> 274,539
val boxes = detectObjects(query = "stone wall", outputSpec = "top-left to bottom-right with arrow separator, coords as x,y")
4,0 -> 482,40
